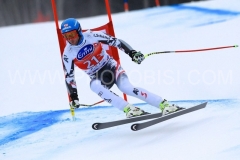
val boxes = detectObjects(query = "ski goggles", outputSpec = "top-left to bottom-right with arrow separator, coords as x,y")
62,30 -> 78,40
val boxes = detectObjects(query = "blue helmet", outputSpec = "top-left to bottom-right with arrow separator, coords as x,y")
61,18 -> 83,43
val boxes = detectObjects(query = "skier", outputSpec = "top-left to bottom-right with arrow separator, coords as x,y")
60,18 -> 184,118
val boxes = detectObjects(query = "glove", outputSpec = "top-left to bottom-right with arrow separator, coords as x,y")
69,100 -> 80,109
128,50 -> 145,64
69,92 -> 80,109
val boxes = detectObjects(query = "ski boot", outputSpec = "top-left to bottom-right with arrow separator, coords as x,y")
124,104 -> 149,118
160,99 -> 185,116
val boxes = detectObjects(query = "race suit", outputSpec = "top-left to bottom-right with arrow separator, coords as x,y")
62,30 -> 163,110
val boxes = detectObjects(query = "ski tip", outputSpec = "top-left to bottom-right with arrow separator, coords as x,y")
202,102 -> 208,106
196,102 -> 208,108
131,124 -> 138,131
92,123 -> 100,130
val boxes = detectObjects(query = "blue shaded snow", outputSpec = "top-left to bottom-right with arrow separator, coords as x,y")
0,110 -> 66,146
146,5 -> 240,27
171,5 -> 240,16
0,99 -> 239,146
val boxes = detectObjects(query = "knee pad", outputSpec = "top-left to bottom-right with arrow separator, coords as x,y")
90,79 -> 102,92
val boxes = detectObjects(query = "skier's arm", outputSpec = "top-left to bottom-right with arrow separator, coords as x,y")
92,31 -> 145,64
62,53 -> 80,108
91,31 -> 133,54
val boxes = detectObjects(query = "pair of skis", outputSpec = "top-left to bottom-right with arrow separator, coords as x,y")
92,102 -> 207,131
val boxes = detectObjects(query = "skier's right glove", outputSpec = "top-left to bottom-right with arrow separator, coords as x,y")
69,93 -> 80,109
128,50 -> 145,64
70,100 -> 80,109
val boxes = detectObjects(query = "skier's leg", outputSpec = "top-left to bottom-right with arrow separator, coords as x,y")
116,73 -> 184,115
116,73 -> 163,108
113,62 -> 185,115
90,78 -> 127,110
90,79 -> 146,117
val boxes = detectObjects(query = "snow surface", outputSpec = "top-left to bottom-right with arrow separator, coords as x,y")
0,0 -> 240,159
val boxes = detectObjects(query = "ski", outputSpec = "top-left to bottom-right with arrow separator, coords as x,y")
131,102 -> 207,131
92,112 -> 163,130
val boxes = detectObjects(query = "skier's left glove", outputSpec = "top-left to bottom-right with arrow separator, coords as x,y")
69,92 -> 80,109
128,50 -> 145,64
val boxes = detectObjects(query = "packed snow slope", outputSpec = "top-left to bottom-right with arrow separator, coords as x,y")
0,0 -> 240,159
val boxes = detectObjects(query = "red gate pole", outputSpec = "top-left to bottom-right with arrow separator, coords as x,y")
51,0 -> 66,54
155,0 -> 160,6
51,0 -> 76,121
124,0 -> 129,12
104,0 -> 128,101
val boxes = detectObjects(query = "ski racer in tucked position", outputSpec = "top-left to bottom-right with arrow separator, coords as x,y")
61,18 -> 184,118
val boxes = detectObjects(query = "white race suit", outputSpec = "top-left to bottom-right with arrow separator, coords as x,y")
62,30 -> 163,110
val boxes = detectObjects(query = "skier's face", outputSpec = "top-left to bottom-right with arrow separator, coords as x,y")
67,36 -> 79,45
63,30 -> 79,45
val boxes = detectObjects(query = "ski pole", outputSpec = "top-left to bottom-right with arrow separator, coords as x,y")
70,106 -> 76,121
144,45 -> 238,58
79,100 -> 105,107
69,100 -> 104,121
